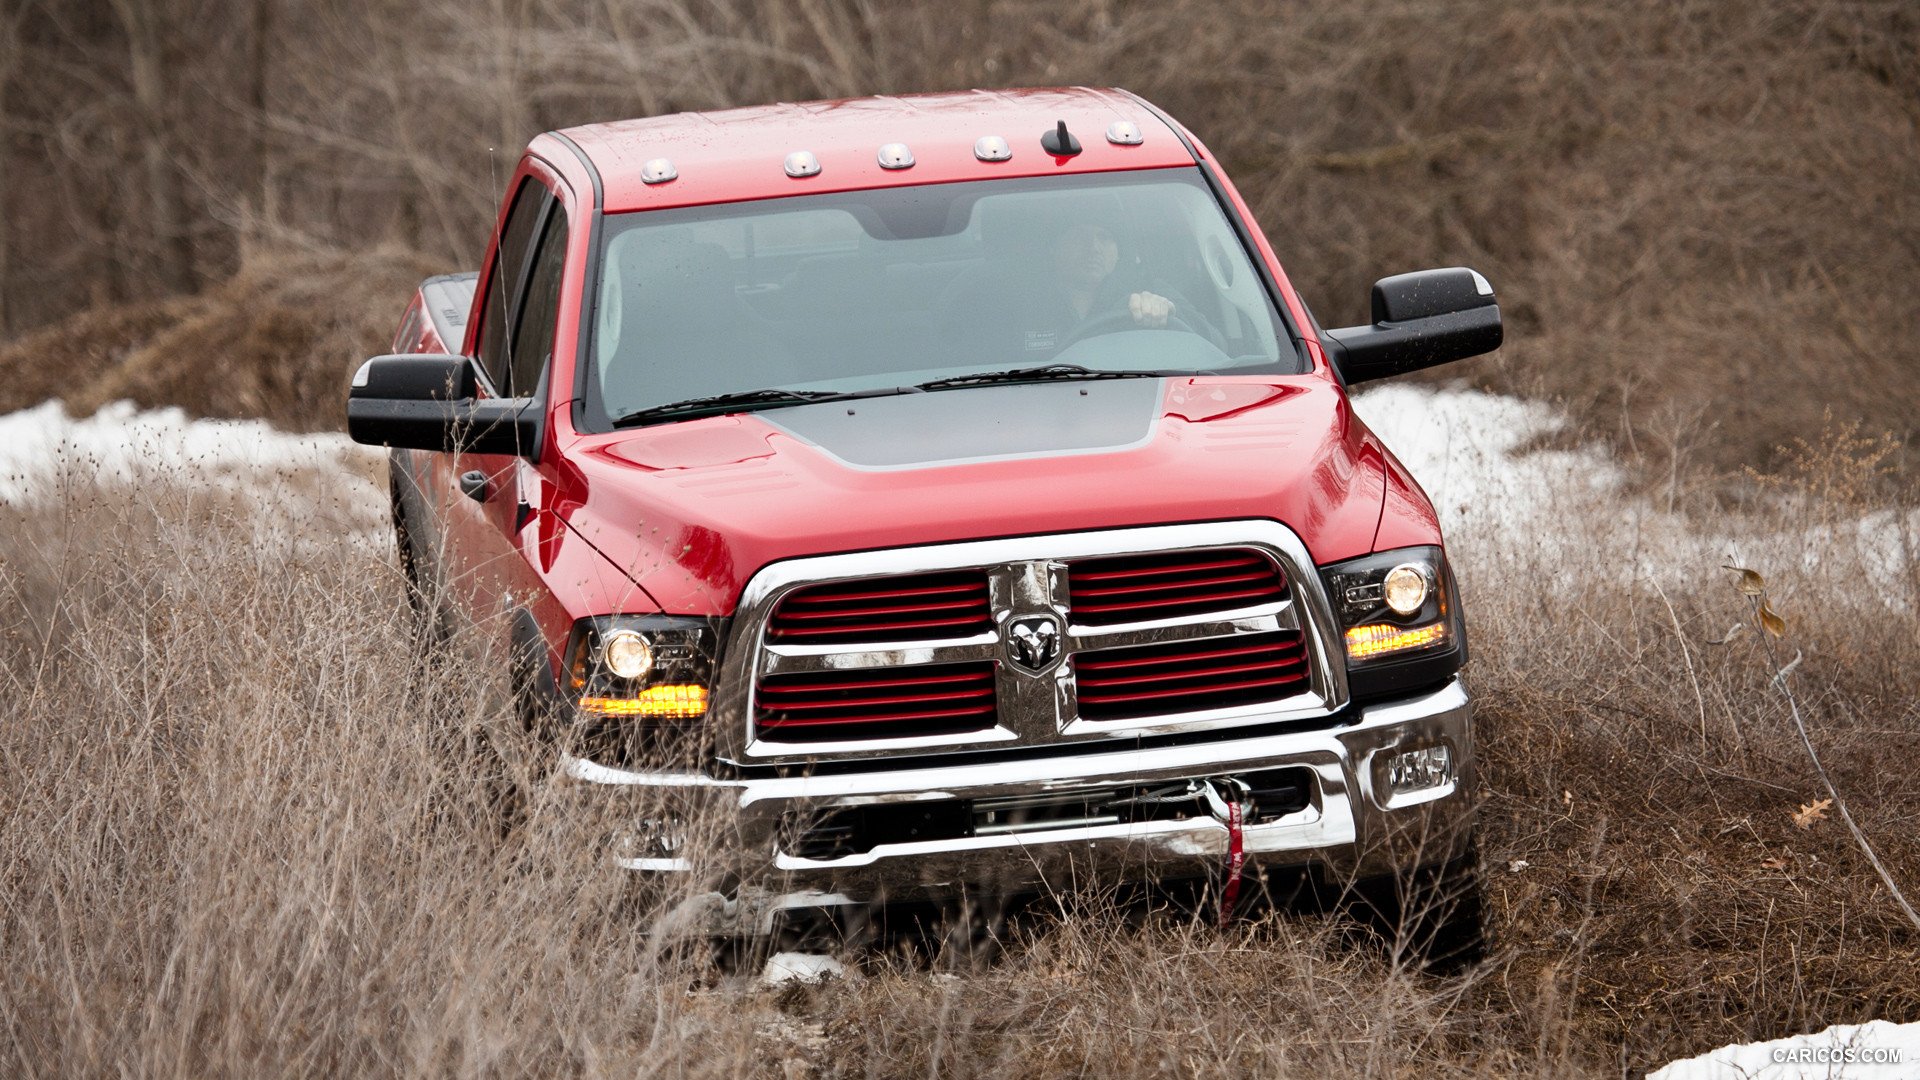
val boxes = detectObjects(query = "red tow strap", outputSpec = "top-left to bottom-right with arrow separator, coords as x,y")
1219,796 -> 1245,928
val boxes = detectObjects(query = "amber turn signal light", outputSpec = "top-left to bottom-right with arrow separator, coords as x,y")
578,684 -> 710,720
1345,621 -> 1449,662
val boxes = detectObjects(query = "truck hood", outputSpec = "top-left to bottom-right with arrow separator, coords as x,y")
549,377 -> 1390,616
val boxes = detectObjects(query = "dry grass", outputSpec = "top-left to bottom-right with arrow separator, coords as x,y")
2,411 -> 1917,1078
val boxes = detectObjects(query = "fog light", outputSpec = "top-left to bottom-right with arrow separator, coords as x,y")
612,817 -> 688,865
601,630 -> 653,680
1385,744 -> 1453,795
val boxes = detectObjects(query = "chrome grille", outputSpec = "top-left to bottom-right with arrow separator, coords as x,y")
724,522 -> 1347,761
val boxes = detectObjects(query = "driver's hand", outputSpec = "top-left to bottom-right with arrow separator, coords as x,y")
1128,291 -> 1174,328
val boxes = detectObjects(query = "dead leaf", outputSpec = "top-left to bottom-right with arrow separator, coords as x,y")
1792,798 -> 1833,829
1725,565 -> 1766,596
1758,599 -> 1786,637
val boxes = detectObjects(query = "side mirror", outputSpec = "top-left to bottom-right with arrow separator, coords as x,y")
1323,267 -> 1503,385
346,354 -> 537,458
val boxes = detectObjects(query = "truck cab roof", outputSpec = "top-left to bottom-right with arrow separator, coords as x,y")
555,87 -> 1198,213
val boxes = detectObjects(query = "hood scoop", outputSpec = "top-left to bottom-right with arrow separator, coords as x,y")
763,380 -> 1161,470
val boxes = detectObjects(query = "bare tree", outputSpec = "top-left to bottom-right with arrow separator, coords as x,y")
0,0 -> 29,334
105,0 -> 198,293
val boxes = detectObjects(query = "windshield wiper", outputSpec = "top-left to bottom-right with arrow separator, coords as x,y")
914,364 -> 1202,392
610,385 -> 917,428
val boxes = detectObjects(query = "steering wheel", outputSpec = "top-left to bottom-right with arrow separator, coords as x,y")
1057,308 -> 1201,352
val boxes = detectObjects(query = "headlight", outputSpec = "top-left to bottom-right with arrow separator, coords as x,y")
1381,563 -> 1429,615
1319,546 -> 1462,676
600,630 -> 654,680
564,615 -> 720,722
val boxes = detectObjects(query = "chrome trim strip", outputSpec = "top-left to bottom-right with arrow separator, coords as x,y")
713,521 -> 1349,764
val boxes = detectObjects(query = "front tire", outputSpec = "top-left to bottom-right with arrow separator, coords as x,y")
1354,840 -> 1487,973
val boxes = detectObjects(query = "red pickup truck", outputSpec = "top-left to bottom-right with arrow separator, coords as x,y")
348,88 -> 1501,962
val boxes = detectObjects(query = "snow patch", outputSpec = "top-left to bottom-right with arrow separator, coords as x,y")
1651,1019 -> 1920,1079
1355,384 -> 1920,612
760,952 -> 847,986
1352,383 -> 1622,538
0,400 -> 387,542
0,400 -> 374,502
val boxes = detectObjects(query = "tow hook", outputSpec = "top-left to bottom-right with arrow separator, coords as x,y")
1104,776 -> 1255,820
1200,777 -> 1253,822
1203,778 -> 1253,927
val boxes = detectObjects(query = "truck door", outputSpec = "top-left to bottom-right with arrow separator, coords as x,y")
432,172 -> 553,637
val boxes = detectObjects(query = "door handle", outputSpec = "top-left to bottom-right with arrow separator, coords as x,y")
459,470 -> 490,502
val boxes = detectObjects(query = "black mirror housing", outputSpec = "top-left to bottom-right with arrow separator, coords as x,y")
1323,267 -> 1503,385
346,353 -> 538,458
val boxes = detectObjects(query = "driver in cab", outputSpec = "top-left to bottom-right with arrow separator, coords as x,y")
944,209 -> 1188,363
1049,220 -> 1177,338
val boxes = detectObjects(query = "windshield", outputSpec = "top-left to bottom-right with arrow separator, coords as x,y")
587,169 -> 1302,427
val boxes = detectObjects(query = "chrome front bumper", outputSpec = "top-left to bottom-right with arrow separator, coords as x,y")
562,678 -> 1474,935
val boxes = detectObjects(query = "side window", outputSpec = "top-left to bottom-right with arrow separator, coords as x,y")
509,204 -> 569,398
474,178 -> 548,394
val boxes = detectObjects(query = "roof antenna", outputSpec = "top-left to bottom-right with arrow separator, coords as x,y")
1041,120 -> 1082,157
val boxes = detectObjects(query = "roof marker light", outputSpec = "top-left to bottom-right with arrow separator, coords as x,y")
1106,120 -> 1144,146
877,143 -> 914,169
974,135 -> 1011,162
783,150 -> 821,178
639,158 -> 677,184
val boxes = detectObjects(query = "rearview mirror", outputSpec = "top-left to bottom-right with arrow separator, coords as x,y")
1323,268 -> 1503,385
346,354 -> 537,458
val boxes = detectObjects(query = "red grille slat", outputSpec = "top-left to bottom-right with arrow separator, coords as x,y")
757,670 -> 990,696
1083,638 -> 1302,671
760,685 -> 992,711
776,601 -> 983,622
778,581 -> 983,606
1074,631 -> 1309,721
1071,567 -> 1274,598
776,602 -> 987,621
1068,548 -> 1288,626
1068,554 -> 1265,583
769,570 -> 992,644
1078,671 -> 1310,704
1074,584 -> 1282,614
758,704 -> 995,729
755,661 -> 998,741
767,615 -> 989,641
1078,656 -> 1301,689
